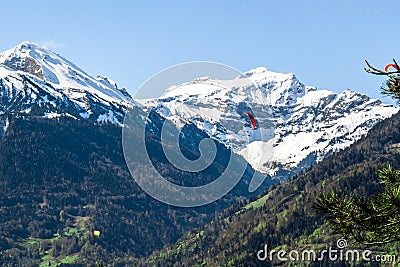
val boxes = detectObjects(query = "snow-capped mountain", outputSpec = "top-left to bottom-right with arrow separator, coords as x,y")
0,42 -> 398,179
0,41 -> 132,127
141,67 -> 399,177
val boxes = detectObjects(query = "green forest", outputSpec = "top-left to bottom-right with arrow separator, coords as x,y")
0,115 -> 267,266
143,110 -> 400,266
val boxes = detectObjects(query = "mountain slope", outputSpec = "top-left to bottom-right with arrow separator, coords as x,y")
144,110 -> 400,266
0,108 -> 272,266
1,42 -> 398,182
0,43 -> 273,265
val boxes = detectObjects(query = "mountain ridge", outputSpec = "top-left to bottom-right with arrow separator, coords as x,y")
142,65 -> 399,178
0,41 -> 398,179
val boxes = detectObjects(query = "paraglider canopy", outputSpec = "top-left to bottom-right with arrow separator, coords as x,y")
244,112 -> 256,130
93,230 -> 101,237
385,63 -> 400,72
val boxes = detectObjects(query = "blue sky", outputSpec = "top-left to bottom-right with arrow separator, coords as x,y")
2,1 -> 399,103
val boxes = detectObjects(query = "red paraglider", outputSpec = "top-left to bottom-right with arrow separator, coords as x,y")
384,63 -> 400,72
244,112 -> 256,130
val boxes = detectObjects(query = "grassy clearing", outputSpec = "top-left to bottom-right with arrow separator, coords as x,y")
243,192 -> 271,210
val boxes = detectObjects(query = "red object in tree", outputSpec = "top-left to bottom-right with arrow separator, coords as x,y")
244,112 -> 256,130
384,63 -> 400,72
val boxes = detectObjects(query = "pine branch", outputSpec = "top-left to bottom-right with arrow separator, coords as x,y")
364,60 -> 400,76
314,59 -> 400,246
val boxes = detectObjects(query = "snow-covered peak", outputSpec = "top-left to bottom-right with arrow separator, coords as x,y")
0,41 -> 81,80
159,67 -> 305,108
244,67 -> 305,106
0,42 -> 136,126
0,41 -> 132,106
243,66 -> 269,76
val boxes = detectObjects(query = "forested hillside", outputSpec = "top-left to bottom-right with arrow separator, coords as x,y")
0,115 -> 266,266
144,111 -> 400,266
